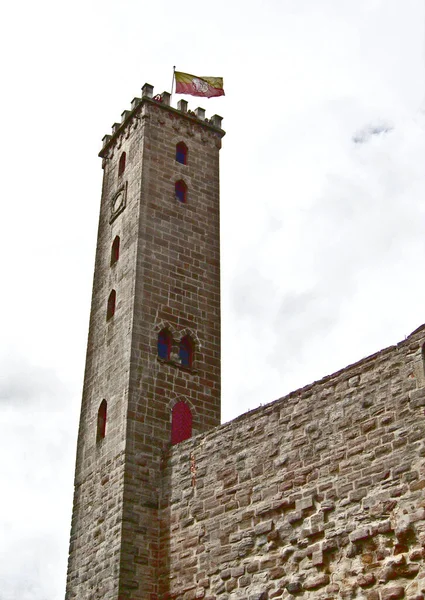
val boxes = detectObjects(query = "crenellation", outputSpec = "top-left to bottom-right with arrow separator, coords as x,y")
131,97 -> 141,110
178,99 -> 188,112
121,110 -> 131,123
100,84 -> 224,157
195,107 -> 206,120
161,91 -> 171,106
141,82 -> 154,98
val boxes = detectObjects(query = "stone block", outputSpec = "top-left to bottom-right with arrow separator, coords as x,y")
239,575 -> 251,587
303,574 -> 330,590
248,593 -> 268,600
255,520 -> 274,535
357,573 -> 376,588
381,587 -> 405,600
225,578 -> 237,592
312,549 -> 324,565
349,527 -> 371,542
269,566 -> 285,579
286,581 -> 302,594
246,561 -> 260,573
409,388 -> 425,408
296,497 -> 314,512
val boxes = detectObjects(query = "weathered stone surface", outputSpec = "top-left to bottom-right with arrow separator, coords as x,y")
161,326 -> 425,600
255,520 -> 274,536
286,581 -> 302,594
269,566 -> 285,580
248,593 -> 268,600
409,388 -> 425,408
409,548 -> 425,561
357,573 -> 376,588
381,586 -> 405,600
303,573 -> 330,590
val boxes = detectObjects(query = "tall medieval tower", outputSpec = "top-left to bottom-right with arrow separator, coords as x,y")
65,83 -> 225,600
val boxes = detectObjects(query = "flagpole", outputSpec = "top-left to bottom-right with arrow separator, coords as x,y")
170,66 -> 176,102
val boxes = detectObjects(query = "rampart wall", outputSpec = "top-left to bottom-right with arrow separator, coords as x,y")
160,325 -> 425,600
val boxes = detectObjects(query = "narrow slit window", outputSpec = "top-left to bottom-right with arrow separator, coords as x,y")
97,400 -> 107,441
118,152 -> 126,177
175,180 -> 187,203
171,401 -> 192,445
111,236 -> 120,266
158,330 -> 172,360
179,336 -> 193,368
176,142 -> 188,165
107,290 -> 116,320
422,342 -> 425,375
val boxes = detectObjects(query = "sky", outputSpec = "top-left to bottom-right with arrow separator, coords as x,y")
1,0 -> 425,598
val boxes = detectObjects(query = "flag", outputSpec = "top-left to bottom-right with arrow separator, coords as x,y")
174,71 -> 224,98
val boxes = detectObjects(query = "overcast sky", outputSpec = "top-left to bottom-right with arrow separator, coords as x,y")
1,1 -> 425,598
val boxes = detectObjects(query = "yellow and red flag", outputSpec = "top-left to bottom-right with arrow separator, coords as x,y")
175,71 -> 224,98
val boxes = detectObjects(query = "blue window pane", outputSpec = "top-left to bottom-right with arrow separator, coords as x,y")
180,347 -> 190,366
179,337 -> 192,367
176,143 -> 187,165
176,150 -> 186,164
158,333 -> 170,359
175,181 -> 186,203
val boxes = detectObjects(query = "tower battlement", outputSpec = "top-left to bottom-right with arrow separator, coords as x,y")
99,82 -> 224,158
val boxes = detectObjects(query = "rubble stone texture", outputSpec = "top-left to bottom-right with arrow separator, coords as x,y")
65,85 -> 425,600
161,326 -> 425,600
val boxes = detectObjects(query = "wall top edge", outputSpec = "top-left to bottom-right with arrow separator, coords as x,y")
167,322 -> 425,451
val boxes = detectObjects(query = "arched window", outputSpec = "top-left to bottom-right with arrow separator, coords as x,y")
176,142 -> 188,165
111,236 -> 120,266
158,329 -> 172,360
171,401 -> 192,445
175,180 -> 187,203
97,400 -> 107,441
118,152 -> 126,177
107,290 -> 116,320
179,335 -> 193,368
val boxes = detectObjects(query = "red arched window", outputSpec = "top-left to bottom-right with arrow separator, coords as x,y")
158,329 -> 172,360
171,401 -> 192,445
118,152 -> 126,177
179,336 -> 193,368
176,142 -> 188,165
97,400 -> 107,441
111,236 -> 120,266
175,180 -> 187,203
107,290 -> 116,320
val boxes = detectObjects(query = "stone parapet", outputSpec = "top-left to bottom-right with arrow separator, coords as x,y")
99,82 -> 225,157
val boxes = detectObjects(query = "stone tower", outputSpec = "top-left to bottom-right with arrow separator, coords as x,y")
65,83 -> 225,600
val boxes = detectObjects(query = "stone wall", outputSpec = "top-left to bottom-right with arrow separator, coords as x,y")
160,326 -> 425,600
